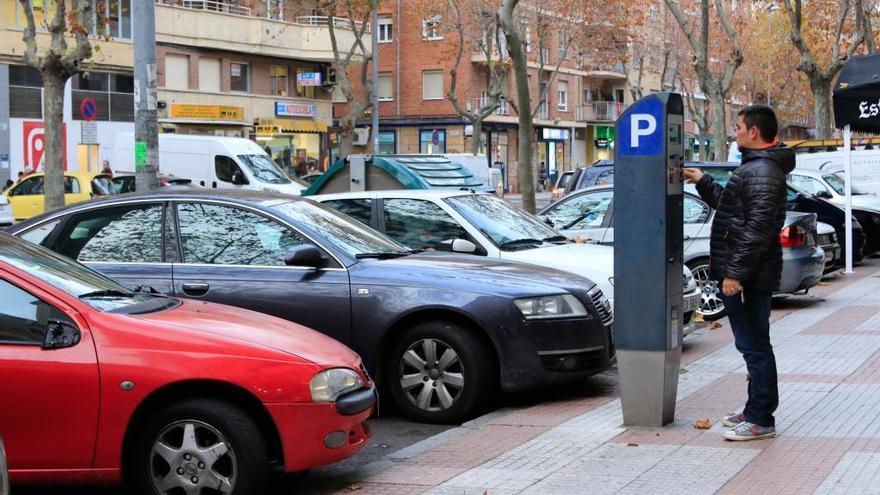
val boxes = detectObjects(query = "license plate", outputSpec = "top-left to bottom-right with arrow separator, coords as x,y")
684,294 -> 701,313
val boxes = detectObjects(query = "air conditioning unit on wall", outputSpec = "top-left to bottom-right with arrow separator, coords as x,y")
353,128 -> 370,146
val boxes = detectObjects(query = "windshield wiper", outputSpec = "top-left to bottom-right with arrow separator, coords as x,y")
543,235 -> 569,244
355,251 -> 413,259
78,289 -> 135,299
133,285 -> 167,297
499,238 -> 544,250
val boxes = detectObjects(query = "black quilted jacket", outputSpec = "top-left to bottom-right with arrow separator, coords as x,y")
695,145 -> 796,291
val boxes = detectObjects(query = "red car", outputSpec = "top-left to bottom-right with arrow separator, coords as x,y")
0,234 -> 374,494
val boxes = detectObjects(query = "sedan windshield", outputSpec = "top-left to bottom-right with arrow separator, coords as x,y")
0,236 -> 159,312
270,201 -> 408,258
825,174 -> 866,195
445,194 -> 561,250
238,155 -> 291,184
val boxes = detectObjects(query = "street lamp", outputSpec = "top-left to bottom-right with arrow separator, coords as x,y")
766,3 -> 779,106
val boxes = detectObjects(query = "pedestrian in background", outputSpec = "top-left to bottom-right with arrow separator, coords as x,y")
682,105 -> 793,441
101,160 -> 112,175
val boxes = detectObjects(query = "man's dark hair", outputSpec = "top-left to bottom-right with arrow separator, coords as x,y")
738,105 -> 778,142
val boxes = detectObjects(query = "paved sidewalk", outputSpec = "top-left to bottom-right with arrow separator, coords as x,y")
327,261 -> 880,495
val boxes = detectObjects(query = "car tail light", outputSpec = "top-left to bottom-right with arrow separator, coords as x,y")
780,225 -> 806,247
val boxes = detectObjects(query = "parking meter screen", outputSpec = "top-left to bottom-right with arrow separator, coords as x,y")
668,124 -> 681,144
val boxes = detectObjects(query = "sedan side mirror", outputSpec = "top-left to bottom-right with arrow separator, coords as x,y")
231,170 -> 248,186
451,239 -> 478,254
42,319 -> 80,350
815,190 -> 833,199
284,245 -> 327,268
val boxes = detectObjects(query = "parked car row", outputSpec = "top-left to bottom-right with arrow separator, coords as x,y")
537,183 -> 827,320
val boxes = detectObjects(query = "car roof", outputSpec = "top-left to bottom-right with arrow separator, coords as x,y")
20,171 -> 111,179
314,189 -> 484,201
8,189 -> 304,231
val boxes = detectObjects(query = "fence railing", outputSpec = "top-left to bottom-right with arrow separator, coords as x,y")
156,1 -> 367,29
470,97 -> 512,116
576,101 -> 625,122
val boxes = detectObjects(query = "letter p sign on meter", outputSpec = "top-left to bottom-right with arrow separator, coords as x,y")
614,92 -> 685,427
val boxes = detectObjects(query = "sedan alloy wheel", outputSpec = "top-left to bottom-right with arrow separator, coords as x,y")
398,338 -> 465,412
149,419 -> 237,495
690,261 -> 727,320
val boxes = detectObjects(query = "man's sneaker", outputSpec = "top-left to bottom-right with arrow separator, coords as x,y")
722,412 -> 746,428
723,421 -> 776,441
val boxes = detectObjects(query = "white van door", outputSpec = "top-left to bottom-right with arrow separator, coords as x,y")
212,153 -> 249,189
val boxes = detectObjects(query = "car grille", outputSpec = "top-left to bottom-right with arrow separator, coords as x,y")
589,289 -> 613,326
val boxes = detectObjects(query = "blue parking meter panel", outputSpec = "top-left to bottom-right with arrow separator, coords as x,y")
614,92 -> 685,426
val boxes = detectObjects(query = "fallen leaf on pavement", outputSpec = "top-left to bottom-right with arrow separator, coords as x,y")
626,443 -> 639,447
347,484 -> 362,491
693,313 -> 705,323
817,281 -> 829,286
708,321 -> 722,330
694,419 -> 712,429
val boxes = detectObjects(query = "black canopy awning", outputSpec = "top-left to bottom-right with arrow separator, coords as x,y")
833,54 -> 880,133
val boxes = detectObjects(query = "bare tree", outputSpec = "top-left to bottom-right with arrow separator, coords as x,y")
679,74 -> 710,161
782,0 -> 865,138
18,0 -> 95,210
445,0 -> 509,154
322,1 -> 376,158
664,0 -> 743,161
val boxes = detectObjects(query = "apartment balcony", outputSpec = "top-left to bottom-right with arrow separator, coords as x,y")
538,103 -> 549,121
469,97 -> 513,117
576,101 -> 626,122
583,62 -> 627,80
155,1 -> 369,63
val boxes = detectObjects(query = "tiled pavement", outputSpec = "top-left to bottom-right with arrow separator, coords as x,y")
328,261 -> 880,494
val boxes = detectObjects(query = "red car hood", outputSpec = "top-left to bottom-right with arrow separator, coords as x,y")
130,299 -> 359,367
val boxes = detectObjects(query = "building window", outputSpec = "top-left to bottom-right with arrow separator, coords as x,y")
378,17 -> 393,43
521,20 -> 532,52
9,65 -> 43,119
540,48 -> 550,66
378,130 -> 396,154
199,58 -> 221,92
164,54 -> 190,90
419,129 -> 446,154
270,65 -> 288,96
422,70 -> 444,100
267,0 -> 284,20
70,72 -> 134,122
558,31 -> 570,59
615,88 -> 625,103
378,73 -> 394,101
558,81 -> 568,112
422,16 -> 442,41
230,62 -> 250,93
100,0 -> 132,39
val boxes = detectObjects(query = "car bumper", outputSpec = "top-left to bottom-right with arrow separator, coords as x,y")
779,246 -> 826,293
498,317 -> 615,393
266,387 -> 374,472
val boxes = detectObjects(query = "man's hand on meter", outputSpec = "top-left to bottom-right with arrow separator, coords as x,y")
681,168 -> 704,184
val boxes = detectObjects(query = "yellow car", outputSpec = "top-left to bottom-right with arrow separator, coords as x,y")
5,172 -> 115,221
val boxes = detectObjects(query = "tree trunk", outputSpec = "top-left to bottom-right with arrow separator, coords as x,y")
709,90 -> 728,161
698,130 -> 709,162
42,71 -> 66,211
472,119 -> 483,155
499,0 -> 536,212
810,77 -> 833,139
339,120 -> 354,159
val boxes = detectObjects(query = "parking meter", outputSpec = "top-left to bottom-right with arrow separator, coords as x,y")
614,92 -> 685,426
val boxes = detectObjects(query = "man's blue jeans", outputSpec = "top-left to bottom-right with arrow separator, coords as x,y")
721,288 -> 778,427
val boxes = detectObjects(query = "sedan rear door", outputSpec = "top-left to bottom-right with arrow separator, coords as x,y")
169,201 -> 353,346
542,190 -> 614,244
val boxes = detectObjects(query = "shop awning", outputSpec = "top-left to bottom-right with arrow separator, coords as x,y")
256,119 -> 329,134
159,118 -> 253,126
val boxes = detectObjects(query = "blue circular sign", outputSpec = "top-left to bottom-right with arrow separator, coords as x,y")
80,98 -> 97,121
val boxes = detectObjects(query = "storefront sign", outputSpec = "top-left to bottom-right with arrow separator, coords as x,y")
23,121 -> 67,170
541,128 -> 570,141
170,104 -> 245,121
594,138 -> 609,149
275,102 -> 317,118
297,72 -> 322,87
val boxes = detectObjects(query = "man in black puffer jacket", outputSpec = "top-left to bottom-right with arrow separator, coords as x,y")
683,105 -> 794,441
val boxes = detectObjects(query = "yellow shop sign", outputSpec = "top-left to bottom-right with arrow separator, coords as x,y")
170,104 -> 245,121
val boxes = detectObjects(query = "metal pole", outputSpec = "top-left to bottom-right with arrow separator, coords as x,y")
844,124 -> 854,274
371,0 -> 380,155
766,11 -> 771,106
133,0 -> 160,192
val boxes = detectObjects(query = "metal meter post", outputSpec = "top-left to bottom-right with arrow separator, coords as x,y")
614,93 -> 685,426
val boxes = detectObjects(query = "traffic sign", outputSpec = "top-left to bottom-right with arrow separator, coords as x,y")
617,97 -> 664,156
80,98 -> 97,121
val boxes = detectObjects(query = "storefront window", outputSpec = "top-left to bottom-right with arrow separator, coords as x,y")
419,129 -> 446,154
270,66 -> 288,96
259,133 -> 322,178
378,131 -> 396,154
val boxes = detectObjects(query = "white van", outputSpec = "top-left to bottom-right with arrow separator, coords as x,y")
111,133 -> 306,195
795,149 -> 880,195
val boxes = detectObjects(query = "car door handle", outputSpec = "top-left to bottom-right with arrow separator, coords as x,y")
181,283 -> 209,296
683,235 -> 691,240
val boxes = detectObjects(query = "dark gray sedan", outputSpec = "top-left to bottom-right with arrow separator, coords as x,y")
9,191 -> 614,424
